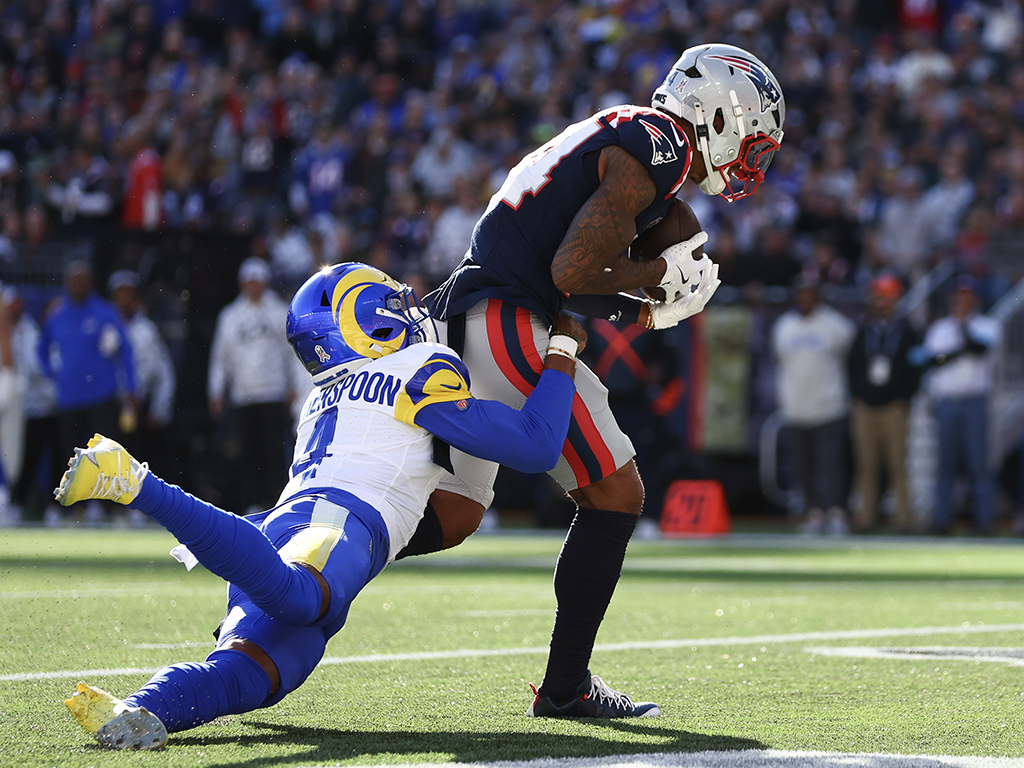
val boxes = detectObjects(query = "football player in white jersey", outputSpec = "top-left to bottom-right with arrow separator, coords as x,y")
54,262 -> 585,750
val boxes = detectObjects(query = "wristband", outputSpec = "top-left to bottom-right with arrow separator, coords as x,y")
549,330 -> 582,346
546,333 -> 580,361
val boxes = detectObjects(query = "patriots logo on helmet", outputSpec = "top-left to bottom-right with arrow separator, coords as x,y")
639,119 -> 677,166
315,344 -> 330,363
708,54 -> 781,112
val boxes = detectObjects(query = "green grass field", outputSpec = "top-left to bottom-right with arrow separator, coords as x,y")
3,527 -> 1024,767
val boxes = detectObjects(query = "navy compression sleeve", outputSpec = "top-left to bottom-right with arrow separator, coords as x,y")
564,292 -> 645,324
414,368 -> 575,474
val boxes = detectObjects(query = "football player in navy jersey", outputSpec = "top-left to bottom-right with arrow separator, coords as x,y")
421,44 -> 785,718
55,263 -> 592,750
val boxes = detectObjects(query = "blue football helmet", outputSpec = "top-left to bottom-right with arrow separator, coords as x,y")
287,263 -> 437,387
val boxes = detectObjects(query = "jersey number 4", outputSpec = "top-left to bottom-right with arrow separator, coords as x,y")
292,407 -> 338,478
497,118 -> 602,209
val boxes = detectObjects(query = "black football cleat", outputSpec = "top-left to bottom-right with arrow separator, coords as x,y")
526,672 -> 661,718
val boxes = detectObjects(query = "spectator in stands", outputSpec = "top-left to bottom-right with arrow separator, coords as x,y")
0,286 -> 22,489
5,288 -> 60,526
747,226 -> 802,287
0,204 -> 83,308
422,177 -> 485,288
896,31 -> 955,99
39,261 -> 136,526
236,116 -> 286,231
266,214 -> 316,291
43,142 -> 115,239
0,151 -> 20,211
0,208 -> 22,264
921,154 -> 975,248
875,167 -> 934,283
771,277 -> 856,535
0,0 -> 1016,521
846,274 -> 923,534
708,229 -> 754,288
0,287 -> 17,526
120,125 -> 164,232
410,126 -> 476,199
289,121 -> 349,220
208,258 -> 307,514
794,190 -> 861,275
921,276 -> 1001,535
108,271 -> 176,478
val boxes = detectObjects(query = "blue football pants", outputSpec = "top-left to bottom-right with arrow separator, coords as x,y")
122,476 -> 386,732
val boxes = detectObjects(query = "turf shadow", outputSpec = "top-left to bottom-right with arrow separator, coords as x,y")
176,720 -> 767,766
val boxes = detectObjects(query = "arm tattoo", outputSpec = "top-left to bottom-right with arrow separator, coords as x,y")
551,146 -> 664,295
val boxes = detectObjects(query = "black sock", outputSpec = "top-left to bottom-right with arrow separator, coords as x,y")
394,502 -> 444,559
538,507 -> 638,702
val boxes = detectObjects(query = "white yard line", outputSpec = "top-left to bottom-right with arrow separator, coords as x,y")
290,750 -> 1024,768
5,622 -> 1024,683
131,642 -> 215,650
806,645 -> 1024,667
0,585 -> 223,600
2,666 -> 162,682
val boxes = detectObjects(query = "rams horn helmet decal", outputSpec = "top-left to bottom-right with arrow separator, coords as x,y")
286,262 -> 436,387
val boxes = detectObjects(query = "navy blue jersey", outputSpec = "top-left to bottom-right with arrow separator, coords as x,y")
427,106 -> 693,324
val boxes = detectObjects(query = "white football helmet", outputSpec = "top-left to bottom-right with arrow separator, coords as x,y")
653,43 -> 785,202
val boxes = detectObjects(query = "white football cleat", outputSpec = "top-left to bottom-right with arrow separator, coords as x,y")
65,682 -> 167,750
54,434 -> 148,507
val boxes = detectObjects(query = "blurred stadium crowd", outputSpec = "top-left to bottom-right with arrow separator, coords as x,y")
0,0 -> 1020,528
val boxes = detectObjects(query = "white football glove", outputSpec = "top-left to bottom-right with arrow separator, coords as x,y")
656,230 -> 709,303
649,257 -> 721,330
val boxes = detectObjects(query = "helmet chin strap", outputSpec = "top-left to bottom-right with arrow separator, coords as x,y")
692,101 -> 726,196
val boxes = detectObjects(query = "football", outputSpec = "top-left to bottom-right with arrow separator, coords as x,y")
629,198 -> 703,301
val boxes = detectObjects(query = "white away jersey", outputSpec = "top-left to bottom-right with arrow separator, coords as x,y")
277,342 -> 472,561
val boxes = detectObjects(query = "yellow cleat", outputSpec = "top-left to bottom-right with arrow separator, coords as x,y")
54,434 -> 149,507
65,682 -> 167,750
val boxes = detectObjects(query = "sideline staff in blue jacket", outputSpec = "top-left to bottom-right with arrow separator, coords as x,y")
39,260 -> 136,508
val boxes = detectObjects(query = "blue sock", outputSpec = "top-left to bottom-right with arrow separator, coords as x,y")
134,474 -> 323,625
124,651 -> 271,733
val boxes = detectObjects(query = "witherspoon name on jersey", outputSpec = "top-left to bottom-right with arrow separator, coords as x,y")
301,367 -> 404,418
